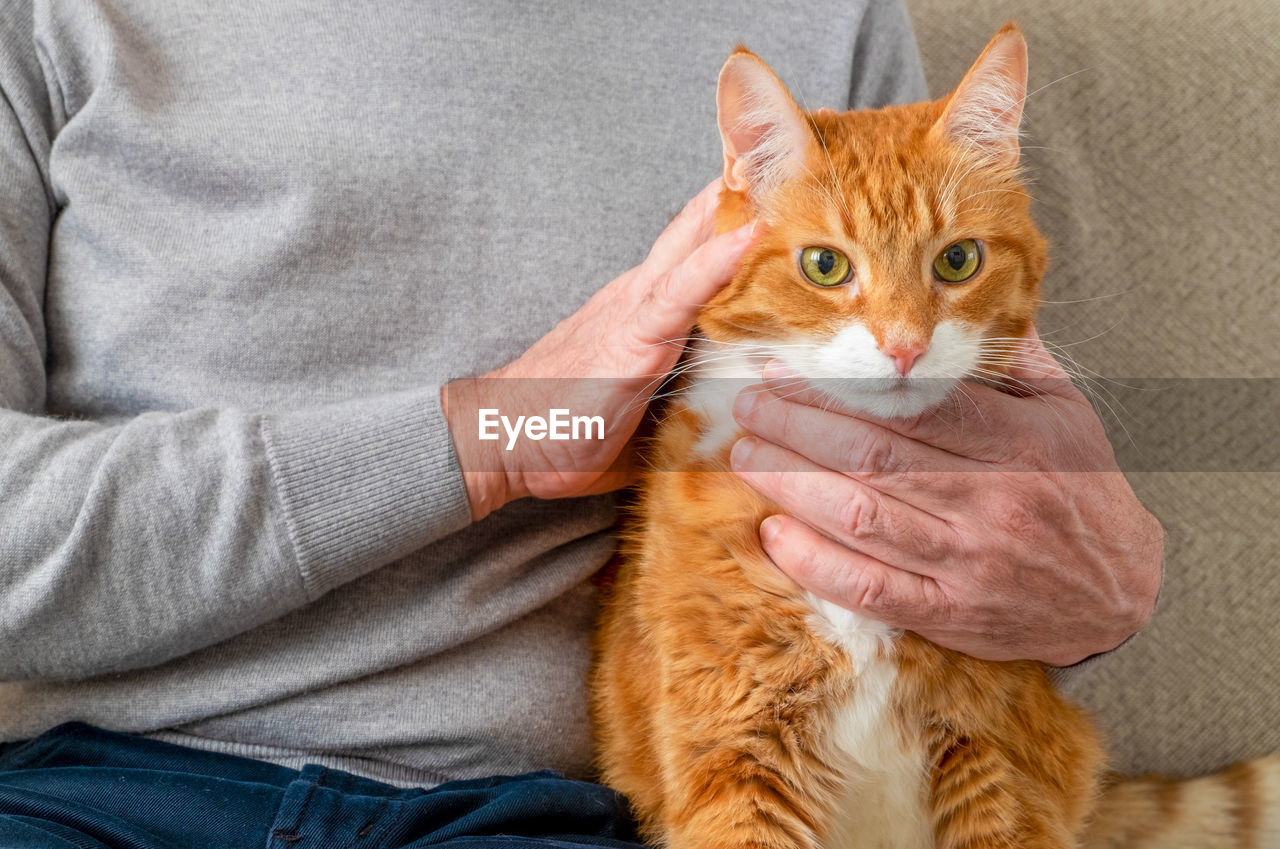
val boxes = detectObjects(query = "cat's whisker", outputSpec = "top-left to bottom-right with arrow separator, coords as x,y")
1021,67 -> 1096,108
1043,322 -> 1125,351
969,354 -> 1138,454
948,381 -> 992,430
618,342 -> 805,418
605,336 -> 707,350
795,158 -> 854,235
936,124 -> 1027,215
976,334 -> 1149,393
951,187 -> 1035,206
940,150 -> 1029,216
936,143 -> 977,217
1016,144 -> 1070,155
1038,292 -> 1129,305
810,124 -> 857,239
963,367 -> 1090,446
753,380 -> 819,411
616,352 -> 754,419
981,361 -> 1141,445
935,120 -> 998,214
973,348 -> 1124,403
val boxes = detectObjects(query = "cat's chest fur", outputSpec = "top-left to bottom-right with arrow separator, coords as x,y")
682,342 -> 933,849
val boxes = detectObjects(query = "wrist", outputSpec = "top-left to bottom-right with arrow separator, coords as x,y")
441,379 -> 526,521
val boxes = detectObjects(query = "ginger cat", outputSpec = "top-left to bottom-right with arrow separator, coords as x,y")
592,25 -> 1279,849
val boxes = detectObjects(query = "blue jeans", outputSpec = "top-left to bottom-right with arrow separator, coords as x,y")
0,724 -> 645,849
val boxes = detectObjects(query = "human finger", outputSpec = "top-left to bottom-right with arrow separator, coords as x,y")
632,222 -> 758,345
758,514 -> 947,631
730,436 -> 960,576
641,178 -> 724,275
732,383 -> 986,485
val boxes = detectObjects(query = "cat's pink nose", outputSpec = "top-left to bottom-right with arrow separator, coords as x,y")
882,342 -> 927,377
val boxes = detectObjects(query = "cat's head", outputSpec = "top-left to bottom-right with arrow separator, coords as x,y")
702,24 -> 1046,419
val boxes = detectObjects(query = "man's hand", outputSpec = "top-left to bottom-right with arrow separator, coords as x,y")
443,179 -> 757,521
728,331 -> 1164,666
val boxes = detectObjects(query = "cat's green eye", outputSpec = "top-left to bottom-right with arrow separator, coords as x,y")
799,247 -> 852,287
933,239 -> 982,283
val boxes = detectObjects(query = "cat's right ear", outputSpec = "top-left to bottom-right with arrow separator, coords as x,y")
717,47 -> 814,200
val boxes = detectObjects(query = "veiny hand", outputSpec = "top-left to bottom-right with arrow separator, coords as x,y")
443,179 -> 758,521
728,330 -> 1164,666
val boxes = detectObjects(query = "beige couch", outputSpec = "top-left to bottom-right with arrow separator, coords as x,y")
905,0 -> 1280,777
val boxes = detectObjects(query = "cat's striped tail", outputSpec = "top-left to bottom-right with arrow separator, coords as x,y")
1082,753 -> 1280,848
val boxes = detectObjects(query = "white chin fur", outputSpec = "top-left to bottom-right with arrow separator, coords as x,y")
682,321 -> 982,455
803,376 -> 955,419
776,320 -> 982,419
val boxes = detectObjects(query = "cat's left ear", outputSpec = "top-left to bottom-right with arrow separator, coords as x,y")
934,23 -> 1028,167
717,47 -> 815,199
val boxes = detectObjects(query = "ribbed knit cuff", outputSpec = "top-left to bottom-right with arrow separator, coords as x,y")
261,387 -> 473,598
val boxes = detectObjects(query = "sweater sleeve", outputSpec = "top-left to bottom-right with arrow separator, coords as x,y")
849,0 -> 930,109
0,7 -> 472,682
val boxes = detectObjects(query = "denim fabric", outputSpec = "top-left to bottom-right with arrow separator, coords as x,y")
0,724 -> 644,849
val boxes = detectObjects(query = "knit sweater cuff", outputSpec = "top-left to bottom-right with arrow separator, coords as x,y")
261,387 -> 473,598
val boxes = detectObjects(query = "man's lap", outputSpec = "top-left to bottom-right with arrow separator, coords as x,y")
0,724 -> 643,849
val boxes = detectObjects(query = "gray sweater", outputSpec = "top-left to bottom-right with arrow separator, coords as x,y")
0,0 -> 927,784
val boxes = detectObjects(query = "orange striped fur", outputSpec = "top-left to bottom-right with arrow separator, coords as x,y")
591,25 -> 1277,849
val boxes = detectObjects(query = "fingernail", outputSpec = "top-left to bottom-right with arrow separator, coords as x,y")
761,359 -> 800,383
733,221 -> 759,245
730,436 -> 756,469
760,515 -> 782,544
733,388 -> 759,422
